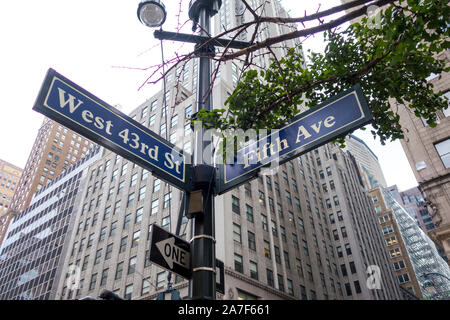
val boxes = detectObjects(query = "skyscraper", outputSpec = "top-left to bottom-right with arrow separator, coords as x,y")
344,134 -> 387,188
0,118 -> 95,247
0,146 -> 103,299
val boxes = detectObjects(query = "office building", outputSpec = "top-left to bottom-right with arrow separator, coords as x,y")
0,146 -> 102,299
344,134 -> 387,188
0,118 -> 95,247
392,50 -> 450,262
362,167 -> 450,299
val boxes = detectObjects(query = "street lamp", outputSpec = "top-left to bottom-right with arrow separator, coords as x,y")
137,0 -> 167,28
137,0 -> 249,300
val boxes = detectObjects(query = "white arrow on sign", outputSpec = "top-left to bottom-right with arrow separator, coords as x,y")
155,237 -> 190,270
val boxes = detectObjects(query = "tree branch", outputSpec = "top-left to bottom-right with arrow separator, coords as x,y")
219,0 -> 396,62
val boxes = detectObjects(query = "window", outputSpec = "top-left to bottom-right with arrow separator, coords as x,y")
337,246 -> 343,258
138,186 -> 147,201
329,214 -> 335,224
333,195 -> 340,206
163,192 -> 172,208
94,249 -> 102,265
156,272 -> 166,289
249,261 -> 258,280
306,264 -> 313,282
149,114 -> 156,126
435,139 -> 450,169
266,269 -> 274,287
135,207 -> 143,223
232,196 -> 240,213
341,264 -> 348,277
89,273 -> 97,291
100,268 -> 109,286
386,236 -> 398,246
109,221 -> 117,237
185,105 -> 193,119
344,283 -> 352,296
292,234 -> 299,249
119,236 -> 127,253
128,256 -> 137,274
382,225 -> 394,235
162,216 -> 170,230
234,253 -> 243,273
278,274 -> 285,292
248,231 -> 256,251
389,248 -> 401,258
141,277 -> 151,295
261,214 -> 268,231
274,246 -> 281,264
264,241 -> 271,259
333,229 -> 339,241
246,204 -> 254,223
151,199 -> 159,215
302,240 -> 309,256
170,114 -> 178,128
132,230 -> 140,247
123,213 -> 132,229
114,200 -> 121,215
153,179 -> 161,192
341,226 -> 347,238
233,223 -> 242,243
345,243 -> 352,255
105,243 -> 113,260
127,193 -> 135,207
349,261 -> 357,274
124,284 -> 133,300
115,262 -> 124,280
397,273 -> 410,284
393,260 -> 406,270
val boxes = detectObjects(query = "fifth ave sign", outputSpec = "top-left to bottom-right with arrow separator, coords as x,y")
216,84 -> 372,194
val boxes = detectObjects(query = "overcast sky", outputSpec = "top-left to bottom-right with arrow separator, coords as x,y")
0,0 -> 417,191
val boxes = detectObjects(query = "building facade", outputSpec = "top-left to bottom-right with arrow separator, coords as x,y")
0,146 -> 102,299
393,50 -> 450,262
368,186 -> 423,298
0,118 -> 95,247
344,134 -> 387,188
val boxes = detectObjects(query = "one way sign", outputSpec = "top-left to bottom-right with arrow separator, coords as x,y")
149,224 -> 191,279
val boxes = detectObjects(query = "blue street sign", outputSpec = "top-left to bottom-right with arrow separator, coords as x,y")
33,68 -> 192,191
216,84 -> 372,195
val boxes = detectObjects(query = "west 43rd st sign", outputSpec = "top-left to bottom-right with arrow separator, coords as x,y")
216,84 -> 372,194
33,69 -> 193,191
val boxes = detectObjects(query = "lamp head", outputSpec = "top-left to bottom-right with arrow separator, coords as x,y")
137,0 -> 167,28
